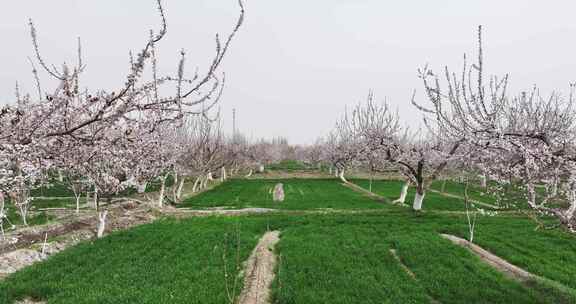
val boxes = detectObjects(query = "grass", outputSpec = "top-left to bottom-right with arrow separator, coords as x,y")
0,216 -> 271,304
441,215 -> 576,291
4,212 -> 575,303
30,176 -> 176,198
2,197 -> 74,229
32,198 -> 78,209
2,175 -> 178,231
3,177 -> 576,303
30,182 -> 75,197
267,160 -> 315,171
429,180 -> 569,211
4,206 -> 52,227
430,180 -> 497,204
179,178 -> 391,210
350,179 -> 493,211
272,212 -> 576,303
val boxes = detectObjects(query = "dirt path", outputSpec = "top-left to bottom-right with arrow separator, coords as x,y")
238,230 -> 280,304
341,182 -> 396,205
438,234 -> 576,300
440,234 -> 534,281
168,207 -> 277,217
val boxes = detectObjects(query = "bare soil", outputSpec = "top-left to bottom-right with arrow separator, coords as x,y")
440,233 -> 534,281
238,230 -> 281,304
341,181 -> 395,205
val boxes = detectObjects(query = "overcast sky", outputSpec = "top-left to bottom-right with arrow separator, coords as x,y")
2,0 -> 576,144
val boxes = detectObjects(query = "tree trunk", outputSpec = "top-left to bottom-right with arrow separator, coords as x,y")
201,176 -> 208,189
19,205 -> 28,226
221,167 -> 227,182
246,169 -> 253,178
551,168 -> 560,197
75,194 -> 81,214
97,210 -> 108,238
93,187 -> 98,210
171,172 -> 179,201
158,174 -> 168,208
192,176 -> 201,193
551,181 -> 559,197
338,168 -> 347,183
258,165 -> 265,173
0,193 -> 5,239
136,181 -> 148,193
207,172 -> 213,181
393,181 -> 409,204
441,180 -> 447,193
413,185 -> 425,211
526,182 -> 537,209
176,179 -> 185,201
71,185 -> 82,214
480,173 -> 487,188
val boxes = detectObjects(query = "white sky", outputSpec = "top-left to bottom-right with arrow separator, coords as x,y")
1,0 -> 576,144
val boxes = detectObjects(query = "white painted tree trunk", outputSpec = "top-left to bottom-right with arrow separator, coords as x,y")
97,210 -> 108,238
93,187 -> 98,210
171,172 -> 179,200
258,165 -> 265,173
551,168 -> 560,197
0,193 -> 5,239
480,173 -> 487,188
393,182 -> 409,204
75,194 -> 81,214
86,190 -> 91,205
338,169 -> 347,183
57,170 -> 64,182
136,181 -> 148,194
20,211 -> 28,226
551,181 -> 559,197
329,167 -> 332,175
564,188 -> 576,221
207,172 -> 213,181
221,167 -> 227,182
17,201 -> 29,226
526,183 -> 537,209
246,169 -> 253,178
70,185 -> 82,214
158,175 -> 168,208
176,179 -> 185,200
192,176 -> 200,193
413,190 -> 425,211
